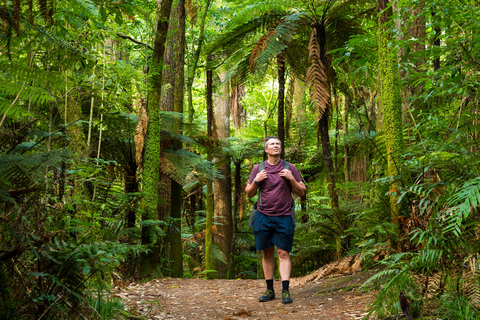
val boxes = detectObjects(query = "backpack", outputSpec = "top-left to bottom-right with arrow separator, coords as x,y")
248,160 -> 296,227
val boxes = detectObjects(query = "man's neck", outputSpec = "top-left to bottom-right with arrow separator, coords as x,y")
266,156 -> 281,166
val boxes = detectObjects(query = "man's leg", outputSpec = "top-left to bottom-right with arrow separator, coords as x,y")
258,246 -> 276,302
262,246 -> 275,279
277,248 -> 293,304
277,248 -> 291,281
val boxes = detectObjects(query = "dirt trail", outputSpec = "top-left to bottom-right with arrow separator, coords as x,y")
115,266 -> 374,319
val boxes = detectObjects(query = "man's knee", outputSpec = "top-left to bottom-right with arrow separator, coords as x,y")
262,246 -> 275,258
277,248 -> 289,260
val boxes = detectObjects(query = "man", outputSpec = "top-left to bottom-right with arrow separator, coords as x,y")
245,136 -> 306,304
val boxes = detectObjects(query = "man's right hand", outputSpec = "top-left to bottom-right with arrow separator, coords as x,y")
255,170 -> 268,182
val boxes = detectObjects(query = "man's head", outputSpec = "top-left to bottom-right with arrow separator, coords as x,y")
264,136 -> 282,155
264,136 -> 281,148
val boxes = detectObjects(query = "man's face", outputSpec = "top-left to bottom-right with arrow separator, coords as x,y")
265,138 -> 281,155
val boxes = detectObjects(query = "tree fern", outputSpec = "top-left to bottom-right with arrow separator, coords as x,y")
0,149 -> 70,203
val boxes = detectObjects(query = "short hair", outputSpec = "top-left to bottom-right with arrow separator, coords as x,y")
264,136 -> 281,148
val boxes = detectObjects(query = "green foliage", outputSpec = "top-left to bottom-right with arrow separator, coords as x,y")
438,294 -> 480,320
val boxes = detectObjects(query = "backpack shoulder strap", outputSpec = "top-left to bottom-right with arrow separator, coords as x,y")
282,160 -> 290,170
259,161 -> 266,172
257,161 -> 266,210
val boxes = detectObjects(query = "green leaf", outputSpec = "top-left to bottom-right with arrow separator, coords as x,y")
83,266 -> 90,275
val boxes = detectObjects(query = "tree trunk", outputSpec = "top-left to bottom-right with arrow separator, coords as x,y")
314,23 -> 339,209
230,79 -> 246,130
277,53 -> 286,158
205,56 -> 215,279
377,0 -> 405,221
343,95 -> 351,184
124,164 -> 138,230
0,262 -> 15,319
141,0 -> 174,278
169,0 -> 186,278
214,76 -> 233,279
187,0 -> 212,125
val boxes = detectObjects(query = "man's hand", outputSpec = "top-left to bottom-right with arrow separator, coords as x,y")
255,170 -> 268,182
279,169 -> 294,181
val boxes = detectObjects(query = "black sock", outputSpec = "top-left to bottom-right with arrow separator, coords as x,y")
282,280 -> 290,292
266,279 -> 274,291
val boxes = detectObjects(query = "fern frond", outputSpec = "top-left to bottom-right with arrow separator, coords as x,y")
249,29 -> 277,72
444,177 -> 480,236
185,0 -> 198,24
306,27 -> 330,120
275,12 -> 309,42
206,13 -> 285,55
22,17 -> 91,59
73,0 -> 100,18
252,35 -> 288,71
0,149 -> 70,202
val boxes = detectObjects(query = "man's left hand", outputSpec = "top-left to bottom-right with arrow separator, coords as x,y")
280,169 -> 294,181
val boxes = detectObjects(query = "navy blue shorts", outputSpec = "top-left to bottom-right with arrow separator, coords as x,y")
252,211 -> 295,252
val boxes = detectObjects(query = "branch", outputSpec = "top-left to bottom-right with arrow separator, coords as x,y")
6,186 -> 39,197
116,32 -> 153,50
459,41 -> 480,68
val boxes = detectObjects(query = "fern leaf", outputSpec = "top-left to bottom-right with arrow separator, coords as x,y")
22,17 -> 91,59
249,29 -> 277,72
306,27 -> 330,120
206,13 -> 285,55
73,0 -> 100,18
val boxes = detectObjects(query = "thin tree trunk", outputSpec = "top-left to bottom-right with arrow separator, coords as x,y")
205,55 -> 215,279
277,53 -> 286,158
187,0 -> 212,124
343,95 -> 351,184
169,0 -> 186,278
314,23 -> 339,209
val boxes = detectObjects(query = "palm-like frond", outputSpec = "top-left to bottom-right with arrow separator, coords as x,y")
306,27 -> 331,120
0,149 -> 70,203
444,177 -> 480,236
206,13 -> 285,56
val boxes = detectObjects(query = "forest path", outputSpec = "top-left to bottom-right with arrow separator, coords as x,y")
115,256 -> 374,319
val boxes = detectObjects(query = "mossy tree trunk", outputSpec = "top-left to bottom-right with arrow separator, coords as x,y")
141,0 -> 174,278
378,0 -> 405,221
277,53 -> 286,159
205,56 -> 215,279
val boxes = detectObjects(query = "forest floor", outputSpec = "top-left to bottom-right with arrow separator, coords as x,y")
115,255 -> 377,319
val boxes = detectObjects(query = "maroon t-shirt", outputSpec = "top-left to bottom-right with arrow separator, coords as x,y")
248,160 -> 302,216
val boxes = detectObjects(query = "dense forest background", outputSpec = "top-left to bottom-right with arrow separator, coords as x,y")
2,0 -> 480,318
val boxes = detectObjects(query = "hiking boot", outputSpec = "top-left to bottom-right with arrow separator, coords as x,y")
282,290 -> 293,304
258,289 -> 275,302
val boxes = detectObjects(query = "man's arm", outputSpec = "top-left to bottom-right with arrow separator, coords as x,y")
245,182 -> 258,198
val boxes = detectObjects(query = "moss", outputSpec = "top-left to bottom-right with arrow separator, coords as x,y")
378,24 -> 405,219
